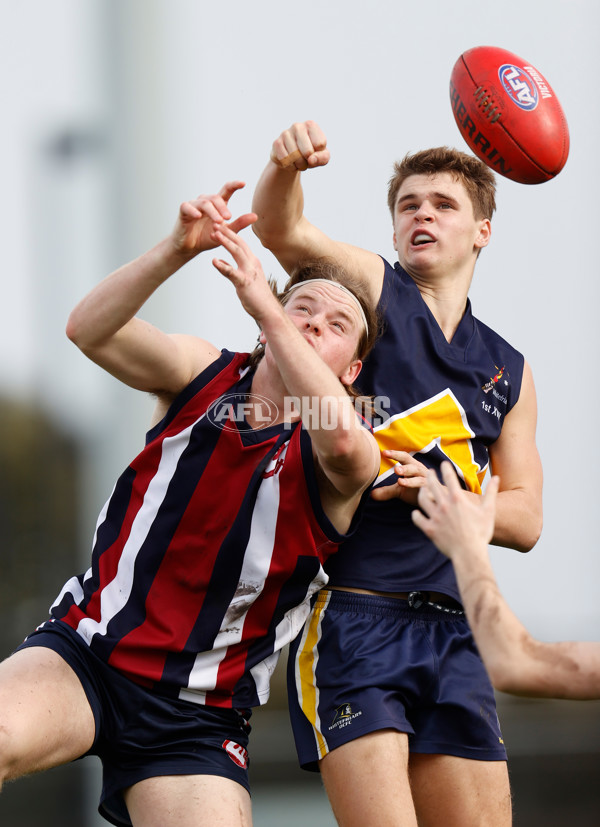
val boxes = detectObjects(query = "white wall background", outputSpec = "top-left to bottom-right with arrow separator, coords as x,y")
2,0 -> 598,648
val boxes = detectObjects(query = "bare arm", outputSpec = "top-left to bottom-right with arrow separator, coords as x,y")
488,360 -> 543,551
212,224 -> 380,504
252,120 -> 384,304
412,463 -> 600,700
66,183 -> 256,400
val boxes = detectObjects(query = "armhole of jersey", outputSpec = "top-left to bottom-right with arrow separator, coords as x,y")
298,427 -> 363,546
145,350 -> 247,443
508,351 -> 525,413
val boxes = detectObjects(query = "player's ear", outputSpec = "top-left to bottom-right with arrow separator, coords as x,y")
259,330 -> 267,345
340,359 -> 362,387
475,218 -> 491,250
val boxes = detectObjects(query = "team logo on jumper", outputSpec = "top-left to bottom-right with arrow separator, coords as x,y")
328,703 -> 363,732
498,64 -> 538,110
481,365 -> 509,420
207,393 -> 279,432
482,365 -> 506,395
222,739 -> 248,768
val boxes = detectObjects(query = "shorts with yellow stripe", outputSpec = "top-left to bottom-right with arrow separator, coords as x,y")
287,589 -> 506,771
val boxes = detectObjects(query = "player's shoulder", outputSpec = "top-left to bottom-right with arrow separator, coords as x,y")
471,313 -> 523,358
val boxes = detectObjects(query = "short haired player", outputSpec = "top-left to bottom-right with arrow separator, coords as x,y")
252,122 -> 543,826
0,181 -> 380,827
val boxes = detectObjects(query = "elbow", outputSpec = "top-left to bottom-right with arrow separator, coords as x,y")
516,514 -> 543,553
325,430 -> 358,466
322,430 -> 375,481
486,632 -> 540,697
251,220 -> 265,243
502,503 -> 543,553
487,652 -> 534,696
65,311 -> 99,355
489,663 -> 523,696
251,220 -> 280,253
65,313 -> 84,348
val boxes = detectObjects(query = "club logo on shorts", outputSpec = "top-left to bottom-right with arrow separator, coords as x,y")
328,702 -> 363,732
222,739 -> 248,768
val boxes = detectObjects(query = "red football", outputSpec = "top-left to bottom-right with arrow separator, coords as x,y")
450,46 -> 569,184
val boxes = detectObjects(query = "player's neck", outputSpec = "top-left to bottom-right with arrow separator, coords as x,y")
250,359 -> 301,427
418,281 -> 471,343
406,261 -> 474,343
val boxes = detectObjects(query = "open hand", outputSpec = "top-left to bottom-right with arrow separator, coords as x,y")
211,224 -> 276,324
173,181 -> 256,257
412,462 -> 499,559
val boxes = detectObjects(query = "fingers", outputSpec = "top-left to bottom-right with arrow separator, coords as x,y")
439,460 -> 462,493
483,474 -> 500,513
411,507 -> 428,533
370,479 -> 420,503
211,257 -> 232,279
211,223 -> 264,283
218,180 -> 246,202
228,212 -> 257,234
270,121 -> 330,171
416,469 -> 443,515
183,181 -> 247,224
382,450 -> 427,488
212,223 -> 250,262
370,484 -> 402,502
275,149 -> 304,169
383,449 -> 413,464
391,456 -> 424,480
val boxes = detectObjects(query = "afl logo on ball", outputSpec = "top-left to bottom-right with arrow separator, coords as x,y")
498,64 -> 538,111
222,739 -> 248,768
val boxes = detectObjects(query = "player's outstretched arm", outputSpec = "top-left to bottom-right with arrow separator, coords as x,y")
252,121 -> 383,302
412,463 -> 600,700
212,224 -> 380,503
66,183 -> 256,397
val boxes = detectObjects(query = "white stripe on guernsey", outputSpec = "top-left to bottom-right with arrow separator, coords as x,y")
51,570 -> 89,608
249,650 -> 281,703
50,487 -> 115,613
75,420 -> 198,645
90,480 -> 116,553
248,577 -> 327,703
179,445 -> 288,704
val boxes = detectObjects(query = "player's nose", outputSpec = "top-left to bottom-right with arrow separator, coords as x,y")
414,202 -> 434,221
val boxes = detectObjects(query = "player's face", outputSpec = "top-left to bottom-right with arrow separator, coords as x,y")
392,172 -> 490,278
283,282 -> 363,387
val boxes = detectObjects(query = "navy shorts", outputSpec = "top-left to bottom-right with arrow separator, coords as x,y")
16,621 -> 252,827
287,589 -> 507,771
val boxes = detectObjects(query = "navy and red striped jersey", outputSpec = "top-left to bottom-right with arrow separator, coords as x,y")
50,350 -> 354,708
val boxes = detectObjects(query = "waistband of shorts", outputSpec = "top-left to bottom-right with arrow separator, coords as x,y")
316,588 -> 465,618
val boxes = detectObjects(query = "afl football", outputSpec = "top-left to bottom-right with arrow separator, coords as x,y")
449,46 -> 569,184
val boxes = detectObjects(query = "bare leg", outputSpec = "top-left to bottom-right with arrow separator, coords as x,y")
409,753 -> 512,826
124,774 -> 252,827
319,730 -> 418,827
0,647 -> 95,786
